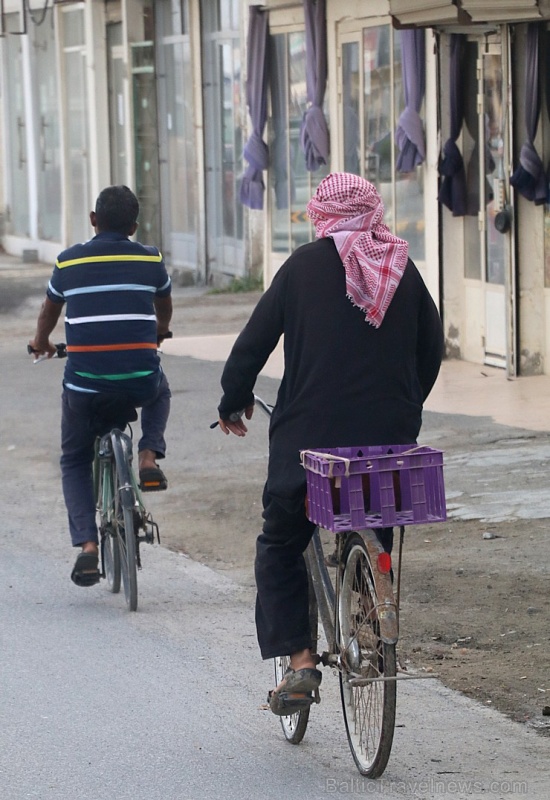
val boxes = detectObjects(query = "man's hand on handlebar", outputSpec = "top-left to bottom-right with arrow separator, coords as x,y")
157,330 -> 173,347
218,405 -> 255,437
27,340 -> 62,362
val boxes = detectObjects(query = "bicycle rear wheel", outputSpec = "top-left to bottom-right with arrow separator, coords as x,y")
97,451 -> 121,594
338,533 -> 396,778
112,434 -> 138,611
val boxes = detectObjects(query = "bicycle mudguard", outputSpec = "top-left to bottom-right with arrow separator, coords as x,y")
359,530 -> 399,645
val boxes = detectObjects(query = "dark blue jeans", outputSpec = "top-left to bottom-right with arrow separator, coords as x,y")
255,485 -> 393,660
60,372 -> 171,547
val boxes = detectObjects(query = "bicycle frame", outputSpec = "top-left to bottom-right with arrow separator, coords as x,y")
94,428 -> 159,568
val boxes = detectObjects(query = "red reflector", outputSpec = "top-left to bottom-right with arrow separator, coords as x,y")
377,552 -> 392,574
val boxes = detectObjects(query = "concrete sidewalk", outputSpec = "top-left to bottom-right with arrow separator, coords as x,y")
163,334 -> 550,434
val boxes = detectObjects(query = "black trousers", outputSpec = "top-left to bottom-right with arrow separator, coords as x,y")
255,485 -> 393,660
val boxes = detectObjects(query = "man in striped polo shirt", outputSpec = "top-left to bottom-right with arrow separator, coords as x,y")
29,186 -> 172,587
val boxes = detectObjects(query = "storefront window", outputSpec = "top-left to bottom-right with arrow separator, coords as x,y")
158,0 -> 188,36
341,25 -> 426,263
393,32 -> 425,264
32,7 -> 62,241
3,14 -> 29,236
201,0 -> 244,276
156,0 -> 198,267
342,42 -> 360,175
59,7 -> 90,245
269,30 -> 328,254
484,53 -> 506,286
462,41 -> 482,280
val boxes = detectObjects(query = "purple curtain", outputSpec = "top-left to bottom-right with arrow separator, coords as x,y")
396,29 -> 426,173
300,0 -> 330,171
239,7 -> 269,210
438,35 -> 467,216
510,24 -> 546,205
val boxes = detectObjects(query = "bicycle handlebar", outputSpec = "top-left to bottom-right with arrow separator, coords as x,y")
157,330 -> 173,346
27,342 -> 67,362
27,333 -> 172,363
209,395 -> 273,429
253,395 -> 273,418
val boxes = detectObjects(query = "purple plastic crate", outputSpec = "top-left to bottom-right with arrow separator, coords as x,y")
301,445 -> 446,532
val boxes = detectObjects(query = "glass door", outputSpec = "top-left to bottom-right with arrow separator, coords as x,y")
3,14 -> 30,236
107,23 -> 128,186
338,23 -> 427,267
61,7 -> 90,244
201,0 -> 244,279
268,27 -> 328,271
481,37 -> 514,371
155,0 -> 198,268
34,7 -> 61,242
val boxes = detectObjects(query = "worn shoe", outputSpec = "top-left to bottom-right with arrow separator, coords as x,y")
71,551 -> 100,587
267,667 -> 322,716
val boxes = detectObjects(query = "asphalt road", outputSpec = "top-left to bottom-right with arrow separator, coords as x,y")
2,308 -> 550,799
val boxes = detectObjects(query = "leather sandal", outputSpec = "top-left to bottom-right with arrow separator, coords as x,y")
268,667 -> 322,716
71,551 -> 100,587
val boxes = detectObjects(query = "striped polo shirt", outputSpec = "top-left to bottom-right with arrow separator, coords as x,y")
47,231 -> 171,395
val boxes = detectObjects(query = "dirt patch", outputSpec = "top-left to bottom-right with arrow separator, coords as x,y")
396,519 -> 550,733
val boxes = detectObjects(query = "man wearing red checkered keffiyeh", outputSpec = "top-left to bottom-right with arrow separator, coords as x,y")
306,172 -> 409,328
216,172 -> 444,702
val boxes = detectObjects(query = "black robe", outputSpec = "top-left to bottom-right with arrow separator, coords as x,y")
219,238 -> 444,506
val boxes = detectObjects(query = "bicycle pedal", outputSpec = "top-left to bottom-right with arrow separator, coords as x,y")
276,692 -> 315,713
314,688 -> 321,704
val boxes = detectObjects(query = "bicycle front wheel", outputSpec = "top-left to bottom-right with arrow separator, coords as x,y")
112,435 -> 138,611
273,563 -> 318,744
338,533 -> 396,778
273,655 -> 310,743
117,506 -> 138,611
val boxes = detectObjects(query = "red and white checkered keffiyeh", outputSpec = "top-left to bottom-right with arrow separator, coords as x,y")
306,173 -> 409,328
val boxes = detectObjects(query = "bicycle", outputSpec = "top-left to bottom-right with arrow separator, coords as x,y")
254,395 -> 446,778
28,341 -> 164,612
93,404 -> 160,612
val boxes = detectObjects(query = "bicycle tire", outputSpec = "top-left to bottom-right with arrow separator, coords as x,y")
112,432 -> 138,611
97,449 -> 121,594
338,533 -> 396,778
101,526 -> 121,594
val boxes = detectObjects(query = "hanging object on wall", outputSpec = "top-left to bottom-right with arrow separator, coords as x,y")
395,29 -> 426,173
510,24 -> 546,205
438,34 -> 467,216
3,0 -> 54,36
300,0 -> 330,172
239,6 -> 270,210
